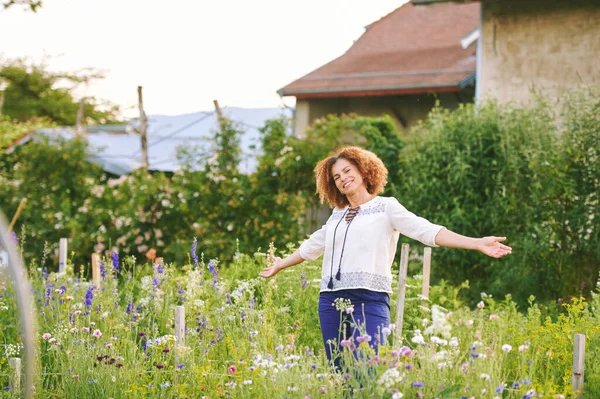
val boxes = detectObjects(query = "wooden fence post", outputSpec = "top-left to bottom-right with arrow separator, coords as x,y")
59,238 -> 67,274
422,247 -> 431,308
573,333 -> 585,397
395,243 -> 410,346
175,306 -> 186,366
9,357 -> 21,394
91,253 -> 100,286
138,86 -> 149,171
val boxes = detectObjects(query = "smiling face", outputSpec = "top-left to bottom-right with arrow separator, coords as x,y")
331,158 -> 366,196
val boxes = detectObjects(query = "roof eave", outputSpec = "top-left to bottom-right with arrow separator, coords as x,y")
279,80 -> 474,99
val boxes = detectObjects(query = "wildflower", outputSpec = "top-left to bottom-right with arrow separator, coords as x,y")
228,365 -> 237,375
356,334 -> 371,343
90,322 -> 96,327
411,330 -> 425,344
346,306 -> 354,314
518,345 -> 529,352
392,392 -> 404,399
112,251 -> 120,274
412,382 -> 424,388
523,389 -> 536,399
66,295 -> 73,301
477,301 -> 485,309
465,319 -> 474,326
502,344 -> 512,352
489,314 -> 499,320
155,363 -> 164,369
72,375 -> 80,379
480,373 -> 490,380
88,380 -> 98,384
42,333 -> 52,340
111,376 -> 116,382
85,286 -> 94,309
275,345 -> 284,351
495,384 -> 506,393
160,382 -> 171,389
176,363 -> 185,369
73,310 -> 82,316
512,382 -> 520,388
92,329 -> 102,339
424,305 -> 452,338
105,343 -> 113,348
48,338 -> 57,344
162,348 -> 170,353
191,238 -> 199,267
243,380 -> 252,385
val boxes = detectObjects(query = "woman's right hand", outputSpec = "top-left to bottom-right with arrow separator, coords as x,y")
259,256 -> 284,278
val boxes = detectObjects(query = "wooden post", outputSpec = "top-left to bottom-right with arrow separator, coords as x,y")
59,238 -> 67,274
573,334 -> 585,397
175,306 -> 185,366
422,247 -> 431,308
138,86 -> 149,170
9,357 -> 21,394
8,198 -> 27,233
91,253 -> 100,286
213,99 -> 227,132
395,243 -> 410,346
76,97 -> 85,136
0,91 -> 4,118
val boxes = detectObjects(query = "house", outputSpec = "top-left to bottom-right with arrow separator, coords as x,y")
412,0 -> 600,104
9,107 -> 291,175
278,1 -> 480,137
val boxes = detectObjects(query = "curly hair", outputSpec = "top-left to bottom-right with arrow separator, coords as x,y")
314,146 -> 388,209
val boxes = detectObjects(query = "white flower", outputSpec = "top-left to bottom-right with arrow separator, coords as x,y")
449,337 -> 459,347
480,373 -> 490,380
243,380 -> 252,385
477,301 -> 485,309
392,392 -> 404,399
424,305 -> 452,338
518,345 -> 529,352
502,344 -> 512,352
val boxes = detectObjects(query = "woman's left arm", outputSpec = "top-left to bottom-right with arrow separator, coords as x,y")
434,228 -> 512,258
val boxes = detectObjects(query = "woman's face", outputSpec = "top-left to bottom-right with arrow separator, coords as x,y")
331,158 -> 365,196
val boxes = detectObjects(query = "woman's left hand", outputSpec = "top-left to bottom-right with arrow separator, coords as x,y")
477,236 -> 512,258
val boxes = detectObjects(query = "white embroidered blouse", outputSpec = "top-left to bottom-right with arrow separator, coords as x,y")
298,196 -> 445,294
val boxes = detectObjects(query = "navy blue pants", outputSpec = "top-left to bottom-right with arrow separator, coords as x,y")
318,289 -> 390,370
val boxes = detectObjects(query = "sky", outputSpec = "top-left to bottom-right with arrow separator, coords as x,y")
0,0 -> 408,117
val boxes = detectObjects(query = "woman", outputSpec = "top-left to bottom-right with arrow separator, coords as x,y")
259,146 -> 511,368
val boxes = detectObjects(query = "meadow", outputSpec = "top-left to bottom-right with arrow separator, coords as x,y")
1,239 -> 599,398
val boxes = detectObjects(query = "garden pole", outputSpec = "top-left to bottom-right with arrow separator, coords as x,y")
138,86 -> 149,171
91,253 -> 100,286
0,211 -> 37,399
8,198 -> 27,233
573,333 -> 585,397
9,357 -> 21,394
395,243 -> 409,346
59,238 -> 67,274
76,97 -> 85,136
175,306 -> 186,374
422,247 -> 431,309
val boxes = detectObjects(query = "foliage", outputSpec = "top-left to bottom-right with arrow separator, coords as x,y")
0,60 -> 120,125
1,0 -> 41,11
1,243 -> 600,398
0,116 -> 51,149
395,89 -> 600,305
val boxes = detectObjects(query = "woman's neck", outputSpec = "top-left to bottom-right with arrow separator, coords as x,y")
346,191 -> 375,208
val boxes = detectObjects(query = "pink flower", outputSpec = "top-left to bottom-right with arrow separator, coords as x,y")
346,307 -> 354,314
82,327 -> 90,333
70,328 -> 78,334
66,295 -> 74,301
489,314 -> 499,320
477,301 -> 485,309
73,310 -> 82,316
90,322 -> 96,327
92,329 -> 102,338
465,319 -> 474,326
48,338 -> 57,344
42,333 -> 52,340
72,375 -> 80,379
228,365 -> 237,375
356,334 -> 371,343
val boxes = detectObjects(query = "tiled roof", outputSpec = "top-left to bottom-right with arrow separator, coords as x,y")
279,1 -> 480,98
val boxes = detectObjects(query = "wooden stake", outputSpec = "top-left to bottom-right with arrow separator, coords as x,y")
175,306 -> 185,364
175,306 -> 185,347
59,238 -> 67,274
91,253 -> 100,286
9,357 -> 21,394
76,97 -> 85,136
8,198 -> 27,233
395,243 -> 410,346
573,333 -> 585,397
422,247 -> 432,308
213,99 -> 227,132
138,86 -> 149,170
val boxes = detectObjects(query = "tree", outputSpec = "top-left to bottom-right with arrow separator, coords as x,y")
0,60 -> 120,125
2,0 -> 42,11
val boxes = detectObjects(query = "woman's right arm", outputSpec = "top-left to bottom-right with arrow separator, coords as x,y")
259,251 -> 305,278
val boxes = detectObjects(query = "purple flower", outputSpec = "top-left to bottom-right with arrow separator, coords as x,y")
112,251 -> 119,274
412,382 -> 424,388
299,272 -> 308,289
191,238 -> 199,267
9,231 -> 18,245
85,286 -> 94,309
512,382 -> 520,388
176,363 -> 185,369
